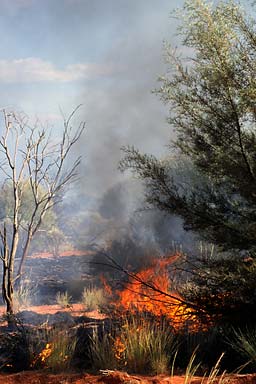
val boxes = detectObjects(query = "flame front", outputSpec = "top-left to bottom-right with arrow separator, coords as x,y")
31,343 -> 53,367
109,254 -> 202,331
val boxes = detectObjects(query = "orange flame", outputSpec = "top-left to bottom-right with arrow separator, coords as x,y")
106,253 -> 203,331
114,336 -> 126,361
31,343 -> 53,367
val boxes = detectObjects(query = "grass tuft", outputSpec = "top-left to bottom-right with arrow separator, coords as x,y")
56,291 -> 72,308
82,286 -> 106,311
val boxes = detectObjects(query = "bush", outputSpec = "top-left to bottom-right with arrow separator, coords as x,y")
0,321 -> 77,373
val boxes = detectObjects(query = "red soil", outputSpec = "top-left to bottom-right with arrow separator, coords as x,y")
0,370 -> 255,384
0,303 -> 106,319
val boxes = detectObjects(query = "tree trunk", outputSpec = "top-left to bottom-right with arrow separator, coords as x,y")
1,226 -> 15,327
16,232 -> 32,285
2,262 -> 12,314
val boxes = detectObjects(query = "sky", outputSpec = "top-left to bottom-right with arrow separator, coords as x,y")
0,0 -> 182,197
0,0 -> 252,198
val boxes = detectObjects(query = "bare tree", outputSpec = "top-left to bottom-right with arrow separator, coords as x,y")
0,107 -> 84,317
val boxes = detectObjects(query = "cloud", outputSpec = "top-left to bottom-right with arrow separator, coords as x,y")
0,57 -> 113,83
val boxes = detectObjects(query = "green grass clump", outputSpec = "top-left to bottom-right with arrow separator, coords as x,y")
120,315 -> 177,374
89,324 -> 117,371
43,328 -> 76,371
31,326 -> 76,372
89,314 -> 177,374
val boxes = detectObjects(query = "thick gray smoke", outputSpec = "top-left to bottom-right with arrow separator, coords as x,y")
66,1 -> 196,256
75,0 -> 179,197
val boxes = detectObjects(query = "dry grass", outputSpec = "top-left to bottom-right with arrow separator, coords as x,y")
82,287 -> 106,311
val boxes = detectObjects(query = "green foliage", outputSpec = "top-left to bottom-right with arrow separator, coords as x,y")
42,328 -> 76,372
31,326 -> 77,372
119,315 -> 177,374
181,256 -> 256,327
120,0 -> 256,327
120,0 -> 256,252
0,322 -> 77,373
89,324 -> 117,371
89,314 -> 177,374
0,181 -> 56,231
0,180 -> 65,257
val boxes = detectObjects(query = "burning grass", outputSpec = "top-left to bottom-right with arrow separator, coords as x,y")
0,304 -> 254,381
0,320 -> 77,373
114,314 -> 178,374
88,313 -> 178,374
31,327 -> 77,371
102,253 -> 204,332
0,251 -> 254,381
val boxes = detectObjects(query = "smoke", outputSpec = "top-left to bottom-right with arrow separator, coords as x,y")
63,1 -> 196,256
74,0 -> 179,197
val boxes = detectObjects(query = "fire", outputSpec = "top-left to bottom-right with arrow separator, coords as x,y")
114,336 -> 126,361
106,253 -> 202,331
31,343 -> 53,367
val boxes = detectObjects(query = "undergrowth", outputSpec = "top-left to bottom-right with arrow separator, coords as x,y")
89,313 -> 177,374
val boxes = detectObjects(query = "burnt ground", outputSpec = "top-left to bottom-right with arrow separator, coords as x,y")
15,250 -> 95,305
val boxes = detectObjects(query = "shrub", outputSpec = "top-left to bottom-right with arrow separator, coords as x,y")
0,324 -> 30,371
82,286 -> 106,311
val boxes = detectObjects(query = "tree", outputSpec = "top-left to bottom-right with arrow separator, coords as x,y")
120,0 -> 256,325
0,108 -> 84,317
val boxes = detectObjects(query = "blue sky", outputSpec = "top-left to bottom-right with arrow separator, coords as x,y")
0,0 -> 252,196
